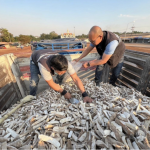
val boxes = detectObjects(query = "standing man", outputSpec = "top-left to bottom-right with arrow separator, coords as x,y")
74,26 -> 125,86
30,49 -> 93,103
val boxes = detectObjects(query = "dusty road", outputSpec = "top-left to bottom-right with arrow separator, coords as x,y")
87,43 -> 150,54
125,43 -> 150,48
125,43 -> 150,53
0,46 -> 32,57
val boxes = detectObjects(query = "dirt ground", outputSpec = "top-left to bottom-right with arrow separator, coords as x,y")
0,43 -> 150,58
125,46 -> 150,53
0,46 -> 32,58
87,43 -> 150,54
125,43 -> 150,53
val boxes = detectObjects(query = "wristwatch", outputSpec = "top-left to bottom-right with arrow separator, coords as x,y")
87,62 -> 90,67
82,91 -> 88,97
61,90 -> 67,96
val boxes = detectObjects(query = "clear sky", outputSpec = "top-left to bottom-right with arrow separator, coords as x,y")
0,0 -> 150,36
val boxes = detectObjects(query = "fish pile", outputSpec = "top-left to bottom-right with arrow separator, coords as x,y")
0,79 -> 150,150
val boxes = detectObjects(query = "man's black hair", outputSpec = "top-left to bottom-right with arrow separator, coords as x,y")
48,55 -> 68,71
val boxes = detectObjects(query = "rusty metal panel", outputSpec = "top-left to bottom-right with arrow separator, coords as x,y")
0,55 -> 22,111
100,50 -> 150,97
115,50 -> 150,96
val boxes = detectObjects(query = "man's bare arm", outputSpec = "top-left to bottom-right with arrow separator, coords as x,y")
92,53 -> 112,66
75,46 -> 94,61
70,73 -> 85,93
70,73 -> 93,103
46,79 -> 71,99
83,53 -> 112,68
46,79 -> 63,93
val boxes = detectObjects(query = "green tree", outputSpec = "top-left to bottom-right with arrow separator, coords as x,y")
133,31 -> 143,34
40,31 -> 60,40
45,34 -> 50,39
40,33 -> 46,40
0,28 -> 14,42
29,35 -> 40,42
49,31 -> 59,39
14,36 -> 19,42
114,32 -> 121,36
18,35 -> 31,44
76,34 -> 88,39
9,33 -> 14,42
29,35 -> 34,41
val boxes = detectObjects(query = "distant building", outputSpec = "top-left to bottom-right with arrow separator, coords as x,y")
35,36 -> 39,38
61,30 -> 75,38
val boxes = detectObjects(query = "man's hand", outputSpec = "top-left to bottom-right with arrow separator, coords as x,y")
73,58 -> 80,62
83,62 -> 88,68
73,46 -> 94,63
83,96 -> 93,103
64,92 -> 71,99
83,60 -> 98,68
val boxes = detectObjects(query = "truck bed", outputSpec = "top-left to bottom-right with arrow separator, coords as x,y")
1,45 -> 150,111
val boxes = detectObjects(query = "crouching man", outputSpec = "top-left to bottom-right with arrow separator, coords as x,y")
30,49 -> 93,103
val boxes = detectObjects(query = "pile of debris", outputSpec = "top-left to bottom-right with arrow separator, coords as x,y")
0,79 -> 150,150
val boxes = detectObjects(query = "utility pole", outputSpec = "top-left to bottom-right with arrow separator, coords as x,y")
130,25 -> 135,43
124,21 -> 135,41
131,26 -> 135,33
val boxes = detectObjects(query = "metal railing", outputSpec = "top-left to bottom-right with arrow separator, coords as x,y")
35,42 -> 84,51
